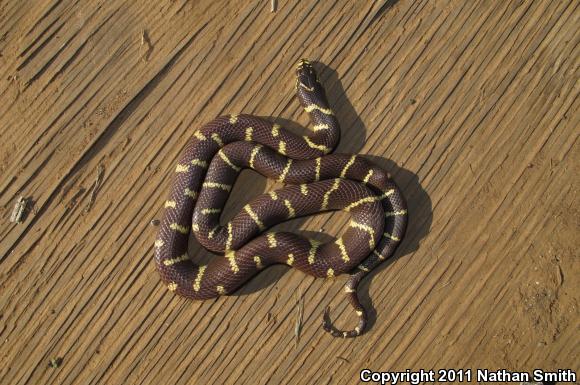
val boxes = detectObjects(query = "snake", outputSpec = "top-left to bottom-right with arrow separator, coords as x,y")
154,59 -> 407,338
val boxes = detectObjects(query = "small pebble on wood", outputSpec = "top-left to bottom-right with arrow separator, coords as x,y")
10,196 -> 27,223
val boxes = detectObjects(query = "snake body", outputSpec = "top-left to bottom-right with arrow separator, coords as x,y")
155,60 -> 407,337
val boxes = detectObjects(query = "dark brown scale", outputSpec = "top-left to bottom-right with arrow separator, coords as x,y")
155,59 -> 407,338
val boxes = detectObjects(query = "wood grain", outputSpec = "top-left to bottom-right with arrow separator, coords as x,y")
0,1 -> 578,384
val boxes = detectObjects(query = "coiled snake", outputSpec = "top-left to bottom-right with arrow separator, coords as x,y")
155,59 -> 407,338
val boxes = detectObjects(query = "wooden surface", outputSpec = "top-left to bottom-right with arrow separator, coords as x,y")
0,1 -> 578,384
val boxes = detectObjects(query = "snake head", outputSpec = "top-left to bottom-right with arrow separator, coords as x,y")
295,58 -> 320,92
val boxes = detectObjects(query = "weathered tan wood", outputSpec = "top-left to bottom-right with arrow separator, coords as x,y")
0,1 -> 578,384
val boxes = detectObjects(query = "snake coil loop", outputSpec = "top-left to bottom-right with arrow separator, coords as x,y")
155,59 -> 407,337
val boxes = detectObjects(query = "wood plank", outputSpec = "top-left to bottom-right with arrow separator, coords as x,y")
0,1 -> 577,384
